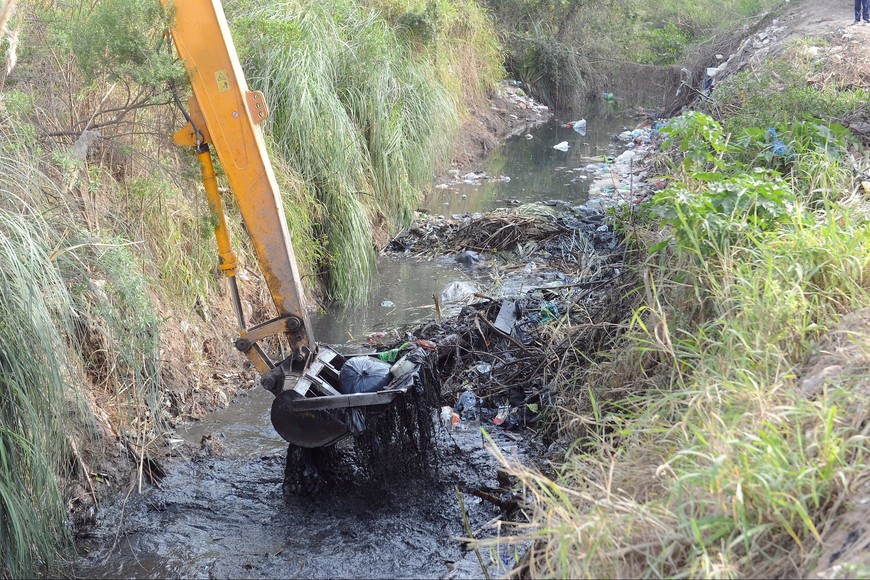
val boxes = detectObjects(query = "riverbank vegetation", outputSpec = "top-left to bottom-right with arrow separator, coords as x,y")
227,0 -> 500,302
503,38 -> 870,579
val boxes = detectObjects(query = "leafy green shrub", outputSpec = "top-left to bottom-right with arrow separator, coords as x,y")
67,0 -> 183,86
649,112 -> 851,252
397,1 -> 441,47
651,169 -> 795,252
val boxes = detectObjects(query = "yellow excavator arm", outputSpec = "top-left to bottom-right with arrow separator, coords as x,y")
162,0 -> 312,373
163,0 -> 414,449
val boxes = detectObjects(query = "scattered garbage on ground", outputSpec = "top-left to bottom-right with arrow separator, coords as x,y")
380,193 -> 637,435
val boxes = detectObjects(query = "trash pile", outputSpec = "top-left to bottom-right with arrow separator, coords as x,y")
575,120 -> 663,211
390,203 -> 608,258
500,80 -> 551,122
382,201 -> 637,436
379,268 -> 636,435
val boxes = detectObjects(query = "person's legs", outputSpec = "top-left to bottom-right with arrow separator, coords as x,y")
856,0 -> 863,22
864,0 -> 870,23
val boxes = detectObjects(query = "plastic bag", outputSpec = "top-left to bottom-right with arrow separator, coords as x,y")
338,357 -> 392,395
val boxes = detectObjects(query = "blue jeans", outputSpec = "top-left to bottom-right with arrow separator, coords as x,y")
856,0 -> 868,22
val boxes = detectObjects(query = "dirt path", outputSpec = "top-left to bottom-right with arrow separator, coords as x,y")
718,0 -> 870,70
788,0 -> 862,36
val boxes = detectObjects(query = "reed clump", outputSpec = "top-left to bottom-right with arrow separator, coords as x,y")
229,0 -> 501,303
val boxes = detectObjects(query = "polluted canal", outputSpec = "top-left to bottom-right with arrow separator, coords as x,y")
75,106 -> 647,578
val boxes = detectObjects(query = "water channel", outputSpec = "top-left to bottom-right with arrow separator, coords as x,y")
311,110 -> 630,343
75,109 -> 634,579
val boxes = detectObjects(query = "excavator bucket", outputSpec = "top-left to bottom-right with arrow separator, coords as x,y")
268,346 -> 421,449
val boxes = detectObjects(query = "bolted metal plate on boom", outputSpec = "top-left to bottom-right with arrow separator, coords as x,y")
270,391 -> 349,448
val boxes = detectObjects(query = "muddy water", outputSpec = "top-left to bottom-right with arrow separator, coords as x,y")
313,108 -> 631,342
423,109 -> 629,214
76,108 -> 632,579
77,393 -> 525,578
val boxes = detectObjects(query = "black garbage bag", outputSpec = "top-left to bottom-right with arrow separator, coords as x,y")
338,356 -> 392,395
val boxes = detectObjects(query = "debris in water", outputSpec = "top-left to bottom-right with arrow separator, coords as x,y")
456,390 -> 477,419
552,141 -> 570,151
441,280 -> 478,304
492,404 -> 510,426
440,406 -> 460,430
455,250 -> 481,266
565,119 -> 587,136
493,300 -> 518,334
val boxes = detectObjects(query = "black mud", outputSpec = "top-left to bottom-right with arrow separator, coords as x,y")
75,415 -> 531,579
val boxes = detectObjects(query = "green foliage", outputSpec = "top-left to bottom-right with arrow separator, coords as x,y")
0,111 -> 90,578
122,175 -> 218,310
660,111 -> 731,169
651,169 -> 795,252
634,21 -> 693,65
371,0 -> 503,103
66,0 -> 183,86
59,236 -> 164,428
503,154 -> 870,580
397,1 -> 441,46
649,112 -> 851,252
501,78 -> 868,573
0,108 -> 171,577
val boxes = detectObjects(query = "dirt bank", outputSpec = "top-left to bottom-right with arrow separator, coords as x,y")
449,81 -> 551,170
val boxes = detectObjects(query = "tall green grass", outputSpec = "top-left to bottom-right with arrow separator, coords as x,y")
505,213 -> 870,577
0,110 -> 86,577
228,0 -> 465,303
0,210 -> 78,578
0,99 -> 169,577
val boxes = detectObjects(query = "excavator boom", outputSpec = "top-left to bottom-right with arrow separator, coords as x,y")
164,0 -> 414,448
